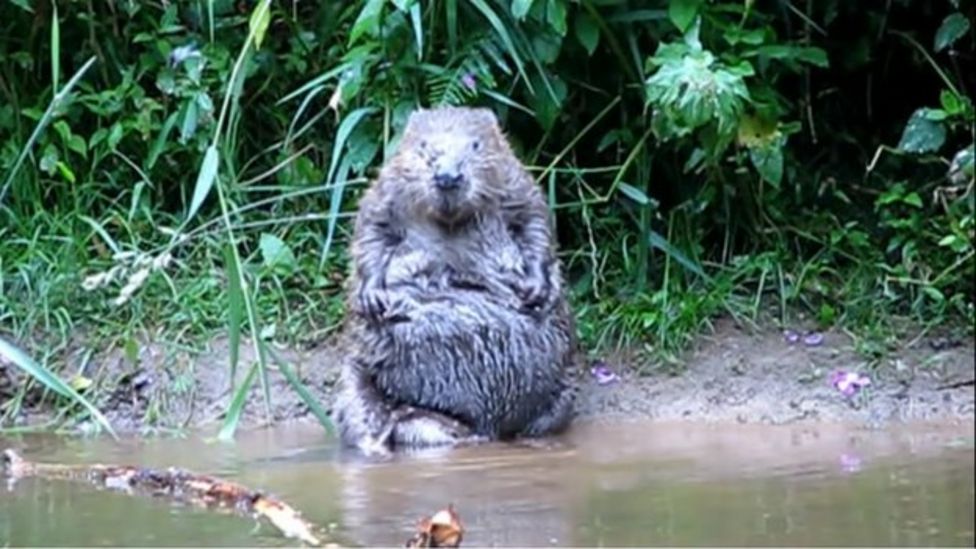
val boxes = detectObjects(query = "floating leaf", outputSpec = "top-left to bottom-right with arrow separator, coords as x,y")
897,108 -> 947,154
935,12 -> 970,52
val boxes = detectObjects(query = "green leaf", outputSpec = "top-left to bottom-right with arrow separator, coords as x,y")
39,144 -> 59,174
528,74 -> 567,130
179,98 -> 199,143
935,12 -> 970,52
107,123 -> 124,150
8,0 -> 32,12
618,182 -> 652,205
940,90 -> 963,115
320,107 -> 377,268
67,134 -> 87,158
410,2 -> 423,60
938,234 -> 958,247
668,0 -> 701,33
55,160 -> 76,184
574,11 -> 600,56
749,142 -> 784,187
266,345 -> 336,437
817,303 -> 837,327
349,0 -> 385,45
547,0 -> 567,36
511,0 -> 534,19
217,360 -> 259,441
248,0 -> 272,49
902,192 -> 923,208
897,108 -> 947,154
922,285 -> 945,303
795,46 -> 829,68
754,45 -> 829,68
187,145 -> 219,223
224,242 -> 243,389
646,230 -> 709,280
468,0 -> 533,94
259,233 -> 297,272
147,111 -> 179,170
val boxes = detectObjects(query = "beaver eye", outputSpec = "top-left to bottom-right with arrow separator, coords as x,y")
471,140 -> 481,151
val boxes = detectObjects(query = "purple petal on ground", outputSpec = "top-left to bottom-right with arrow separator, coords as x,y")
829,370 -> 871,397
783,329 -> 800,344
461,73 -> 477,91
803,331 -> 825,347
590,361 -> 619,385
839,452 -> 863,473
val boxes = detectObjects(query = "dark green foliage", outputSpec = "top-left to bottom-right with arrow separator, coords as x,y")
0,0 -> 972,431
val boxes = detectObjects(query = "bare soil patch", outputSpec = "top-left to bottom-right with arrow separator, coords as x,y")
3,317 -> 973,434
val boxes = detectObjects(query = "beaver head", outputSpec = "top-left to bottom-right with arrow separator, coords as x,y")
386,106 -> 512,225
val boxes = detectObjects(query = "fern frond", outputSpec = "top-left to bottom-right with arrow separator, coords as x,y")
425,35 -> 504,107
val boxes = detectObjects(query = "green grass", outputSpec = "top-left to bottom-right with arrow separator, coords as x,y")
0,0 -> 972,438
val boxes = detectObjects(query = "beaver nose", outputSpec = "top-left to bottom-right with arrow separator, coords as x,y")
433,171 -> 463,191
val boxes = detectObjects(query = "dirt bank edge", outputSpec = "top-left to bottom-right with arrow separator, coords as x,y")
3,318 -> 974,436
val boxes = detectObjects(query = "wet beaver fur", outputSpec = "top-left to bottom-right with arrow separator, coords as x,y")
332,106 -> 580,455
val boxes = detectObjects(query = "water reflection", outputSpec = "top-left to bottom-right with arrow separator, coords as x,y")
1,420 -> 973,547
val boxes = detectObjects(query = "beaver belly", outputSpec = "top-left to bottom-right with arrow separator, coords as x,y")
373,296 -> 570,438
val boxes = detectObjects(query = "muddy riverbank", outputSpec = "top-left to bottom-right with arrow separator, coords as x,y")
2,317 -> 973,435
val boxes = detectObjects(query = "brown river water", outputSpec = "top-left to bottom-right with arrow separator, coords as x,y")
1,419 -> 973,547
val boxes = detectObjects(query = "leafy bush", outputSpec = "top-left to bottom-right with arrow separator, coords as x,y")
0,0 -> 972,430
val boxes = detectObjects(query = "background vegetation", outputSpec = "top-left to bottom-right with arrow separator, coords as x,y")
0,0 -> 973,436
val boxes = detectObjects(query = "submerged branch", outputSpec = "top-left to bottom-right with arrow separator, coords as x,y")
2,448 -> 464,548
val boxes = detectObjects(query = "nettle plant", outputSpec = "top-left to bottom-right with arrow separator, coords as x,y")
874,5 -> 974,313
643,5 -> 827,192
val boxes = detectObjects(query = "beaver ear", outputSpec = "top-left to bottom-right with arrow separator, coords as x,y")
405,107 -> 428,128
470,107 -> 500,128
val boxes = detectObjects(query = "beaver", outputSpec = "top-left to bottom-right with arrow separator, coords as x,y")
332,106 -> 580,455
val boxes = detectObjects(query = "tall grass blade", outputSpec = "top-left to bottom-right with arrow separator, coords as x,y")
0,337 -> 117,439
319,107 -> 377,269
50,2 -> 60,93
186,145 -> 220,224
266,346 -> 335,436
249,0 -> 272,50
446,0 -> 458,52
0,56 -> 97,205
410,2 -> 424,59
217,360 -> 259,441
224,242 -> 243,391
465,0 -> 533,93
646,230 -> 709,281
